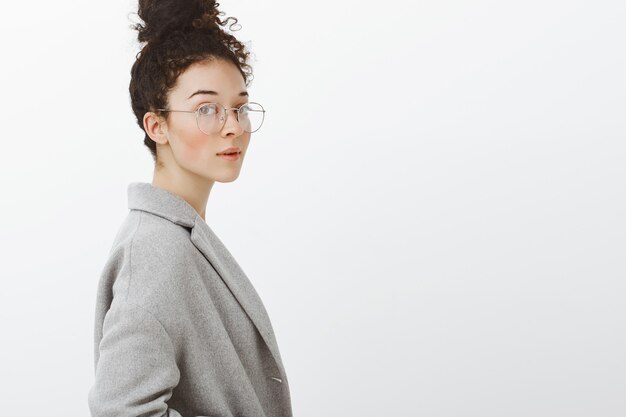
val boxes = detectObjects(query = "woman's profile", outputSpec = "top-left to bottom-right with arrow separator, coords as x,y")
87,0 -> 293,416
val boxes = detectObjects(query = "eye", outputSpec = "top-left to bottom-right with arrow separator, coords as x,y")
198,103 -> 218,115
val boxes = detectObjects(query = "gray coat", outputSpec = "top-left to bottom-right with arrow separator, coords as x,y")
88,182 -> 293,417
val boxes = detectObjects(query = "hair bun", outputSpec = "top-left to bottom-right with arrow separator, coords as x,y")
133,0 -> 228,44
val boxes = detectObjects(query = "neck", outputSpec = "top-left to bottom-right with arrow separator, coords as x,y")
151,163 -> 214,221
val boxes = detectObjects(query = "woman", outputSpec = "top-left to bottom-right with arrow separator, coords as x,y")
87,1 -> 293,416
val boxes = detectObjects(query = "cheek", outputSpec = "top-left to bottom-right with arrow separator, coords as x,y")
174,129 -> 215,163
239,135 -> 251,152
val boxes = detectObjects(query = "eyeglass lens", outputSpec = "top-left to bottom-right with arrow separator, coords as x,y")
197,102 -> 264,134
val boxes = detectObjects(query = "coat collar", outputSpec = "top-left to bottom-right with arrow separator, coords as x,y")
127,182 -> 286,377
128,182 -> 198,228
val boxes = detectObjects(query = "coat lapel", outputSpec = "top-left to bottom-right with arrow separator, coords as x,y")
190,219 -> 286,376
127,182 -> 285,376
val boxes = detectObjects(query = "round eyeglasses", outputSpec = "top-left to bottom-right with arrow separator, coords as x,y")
156,102 -> 265,134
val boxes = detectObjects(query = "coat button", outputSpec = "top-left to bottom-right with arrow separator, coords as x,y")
268,376 -> 283,383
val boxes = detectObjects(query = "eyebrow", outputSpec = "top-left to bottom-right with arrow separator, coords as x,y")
187,90 -> 249,100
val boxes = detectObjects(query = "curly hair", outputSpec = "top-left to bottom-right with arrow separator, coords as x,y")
128,0 -> 253,163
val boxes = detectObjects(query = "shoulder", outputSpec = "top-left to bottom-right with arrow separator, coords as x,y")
124,211 -> 202,309
95,211 -> 210,350
105,210 -> 195,269
133,210 -> 193,251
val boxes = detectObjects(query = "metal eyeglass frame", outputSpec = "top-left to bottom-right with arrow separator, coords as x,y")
156,101 -> 266,134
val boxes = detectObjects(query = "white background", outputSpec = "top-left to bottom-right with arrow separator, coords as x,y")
0,0 -> 624,416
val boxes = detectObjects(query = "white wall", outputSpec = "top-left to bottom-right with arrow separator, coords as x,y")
0,0 -> 624,415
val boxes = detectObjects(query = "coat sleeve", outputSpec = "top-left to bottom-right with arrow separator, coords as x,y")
88,299 -> 189,417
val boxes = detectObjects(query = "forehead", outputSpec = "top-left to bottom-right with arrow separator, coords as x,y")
171,59 -> 246,101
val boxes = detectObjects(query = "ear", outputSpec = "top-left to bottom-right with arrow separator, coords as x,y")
143,111 -> 169,145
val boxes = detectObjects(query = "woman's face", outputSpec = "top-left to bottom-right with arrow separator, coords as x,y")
156,58 -> 251,183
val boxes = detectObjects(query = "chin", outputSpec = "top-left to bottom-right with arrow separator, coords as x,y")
211,171 -> 241,183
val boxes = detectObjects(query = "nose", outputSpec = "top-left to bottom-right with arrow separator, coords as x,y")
221,108 -> 244,136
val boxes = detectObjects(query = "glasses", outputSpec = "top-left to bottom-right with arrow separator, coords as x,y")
156,101 -> 265,134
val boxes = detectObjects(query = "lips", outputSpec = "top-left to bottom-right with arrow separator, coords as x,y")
217,147 -> 241,155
